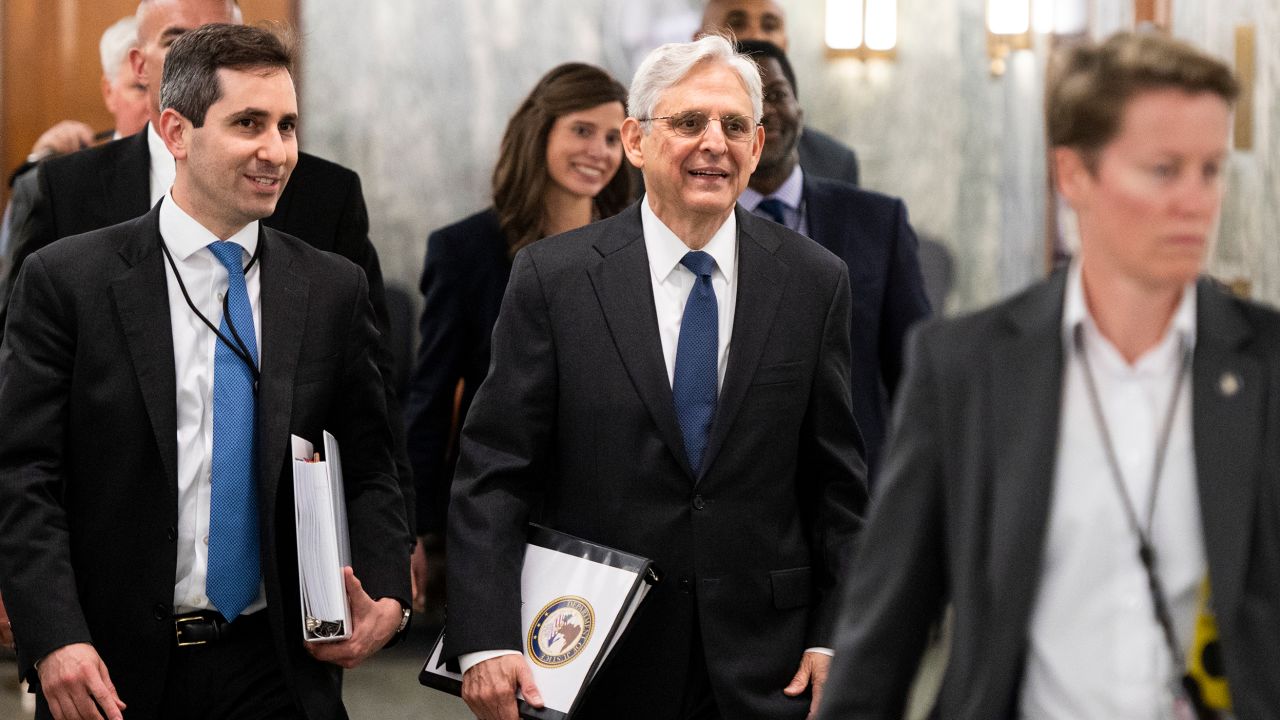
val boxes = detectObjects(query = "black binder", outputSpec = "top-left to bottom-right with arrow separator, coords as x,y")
419,524 -> 660,720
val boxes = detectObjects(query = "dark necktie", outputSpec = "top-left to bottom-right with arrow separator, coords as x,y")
756,197 -> 788,227
205,241 -> 261,621
672,251 -> 718,475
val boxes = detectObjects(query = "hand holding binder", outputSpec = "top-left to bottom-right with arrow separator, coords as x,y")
305,567 -> 403,669
461,654 -> 546,720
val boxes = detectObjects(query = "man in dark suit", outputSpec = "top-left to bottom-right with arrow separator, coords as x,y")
0,24 -> 409,720
737,40 -> 929,478
698,0 -> 861,186
0,0 -> 414,543
818,33 -> 1280,719
446,35 -> 867,720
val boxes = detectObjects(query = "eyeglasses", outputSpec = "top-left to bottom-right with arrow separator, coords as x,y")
639,110 -> 759,142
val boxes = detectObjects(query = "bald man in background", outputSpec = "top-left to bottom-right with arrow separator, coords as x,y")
699,0 -> 861,186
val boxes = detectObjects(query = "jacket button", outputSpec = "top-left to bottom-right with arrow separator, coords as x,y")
677,577 -> 692,594
692,494 -> 706,511
153,603 -> 170,621
166,526 -> 177,541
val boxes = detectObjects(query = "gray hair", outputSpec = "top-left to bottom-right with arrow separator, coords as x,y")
629,34 -> 762,130
99,16 -> 139,80
134,0 -> 243,32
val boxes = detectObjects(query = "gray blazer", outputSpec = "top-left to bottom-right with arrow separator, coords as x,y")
818,271 -> 1280,719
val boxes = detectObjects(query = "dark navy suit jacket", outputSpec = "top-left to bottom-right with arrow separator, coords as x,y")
801,174 -> 931,477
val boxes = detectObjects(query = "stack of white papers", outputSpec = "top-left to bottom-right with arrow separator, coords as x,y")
291,431 -> 352,643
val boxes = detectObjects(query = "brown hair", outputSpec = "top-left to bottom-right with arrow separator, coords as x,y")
1047,32 -> 1238,167
161,23 -> 294,128
492,63 -> 632,256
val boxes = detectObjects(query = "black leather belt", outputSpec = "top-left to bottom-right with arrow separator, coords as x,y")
173,610 -> 264,647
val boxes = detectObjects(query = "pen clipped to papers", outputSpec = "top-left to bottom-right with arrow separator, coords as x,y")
291,431 -> 352,643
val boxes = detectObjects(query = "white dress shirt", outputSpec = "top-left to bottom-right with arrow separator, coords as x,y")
160,191 -> 267,616
148,123 -> 177,208
739,164 -> 809,237
1020,263 -> 1205,718
640,194 -> 738,391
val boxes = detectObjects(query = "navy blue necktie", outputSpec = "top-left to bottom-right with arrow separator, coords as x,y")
205,241 -> 261,621
756,197 -> 788,227
672,251 -> 718,475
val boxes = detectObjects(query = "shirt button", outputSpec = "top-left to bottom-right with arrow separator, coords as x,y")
217,292 -> 225,302
203,535 -> 209,545
693,494 -> 706,511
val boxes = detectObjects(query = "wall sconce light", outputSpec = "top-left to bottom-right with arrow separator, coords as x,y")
988,0 -> 1086,75
826,0 -> 898,60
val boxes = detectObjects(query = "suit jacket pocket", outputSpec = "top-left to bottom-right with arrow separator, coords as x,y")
752,361 -> 803,387
770,566 -> 812,610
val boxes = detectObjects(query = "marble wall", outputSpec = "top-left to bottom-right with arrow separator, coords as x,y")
299,0 -> 1280,314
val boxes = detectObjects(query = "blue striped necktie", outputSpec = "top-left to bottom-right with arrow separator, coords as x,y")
205,241 -> 261,621
672,251 -> 718,475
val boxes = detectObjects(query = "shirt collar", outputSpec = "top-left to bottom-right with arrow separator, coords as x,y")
641,193 -> 737,283
739,164 -> 805,212
158,190 -> 259,264
1062,260 -> 1197,363
147,122 -> 173,166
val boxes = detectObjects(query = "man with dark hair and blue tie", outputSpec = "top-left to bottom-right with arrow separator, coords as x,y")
445,34 -> 866,720
0,23 -> 408,720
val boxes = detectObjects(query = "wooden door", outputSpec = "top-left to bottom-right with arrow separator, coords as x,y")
1,0 -> 297,203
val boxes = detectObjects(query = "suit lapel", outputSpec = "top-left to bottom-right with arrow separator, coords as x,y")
110,207 -> 179,495
700,209 -> 788,479
985,274 -> 1067,625
1192,281 -> 1260,616
97,130 -> 152,224
255,228 -> 310,523
802,177 -> 834,244
587,207 -> 697,479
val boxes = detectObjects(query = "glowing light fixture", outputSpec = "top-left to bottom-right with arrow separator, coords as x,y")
826,0 -> 897,59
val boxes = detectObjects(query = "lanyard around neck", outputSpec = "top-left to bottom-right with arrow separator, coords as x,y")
160,238 -> 262,388
1072,322 -> 1192,674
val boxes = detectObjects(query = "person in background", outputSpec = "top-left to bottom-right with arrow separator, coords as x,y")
817,31 -> 1280,719
6,16 -> 150,187
403,62 -> 631,611
698,0 -> 861,186
737,39 -> 930,480
1,15 -> 150,268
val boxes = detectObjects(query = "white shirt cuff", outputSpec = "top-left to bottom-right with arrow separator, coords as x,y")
805,647 -> 834,656
459,649 -> 522,675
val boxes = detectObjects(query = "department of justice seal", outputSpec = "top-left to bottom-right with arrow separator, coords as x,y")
527,596 -> 595,668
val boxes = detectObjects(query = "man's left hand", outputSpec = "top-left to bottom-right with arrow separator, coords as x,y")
305,567 -> 403,669
783,650 -> 831,719
0,591 -> 13,649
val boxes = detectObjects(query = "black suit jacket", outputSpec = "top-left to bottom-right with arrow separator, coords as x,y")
798,127 -> 859,187
0,128 -> 414,536
817,272 -> 1280,719
403,208 -> 510,536
445,204 -> 868,719
0,205 -> 410,720
802,175 -> 931,475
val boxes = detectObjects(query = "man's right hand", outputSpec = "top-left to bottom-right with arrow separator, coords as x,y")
27,120 -> 95,161
461,654 -> 544,720
37,643 -> 126,720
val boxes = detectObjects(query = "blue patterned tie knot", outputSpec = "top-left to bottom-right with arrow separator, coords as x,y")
672,251 -> 718,475
205,241 -> 261,621
756,198 -> 788,227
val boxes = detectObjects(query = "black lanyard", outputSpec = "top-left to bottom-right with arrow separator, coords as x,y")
1072,323 -> 1192,676
160,238 -> 262,388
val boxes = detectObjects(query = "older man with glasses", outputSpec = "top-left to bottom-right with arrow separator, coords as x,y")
443,34 -> 867,720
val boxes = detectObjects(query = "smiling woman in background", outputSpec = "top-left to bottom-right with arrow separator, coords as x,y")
404,63 -> 631,607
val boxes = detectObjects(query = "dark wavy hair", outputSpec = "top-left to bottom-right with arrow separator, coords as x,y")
492,63 -> 632,256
